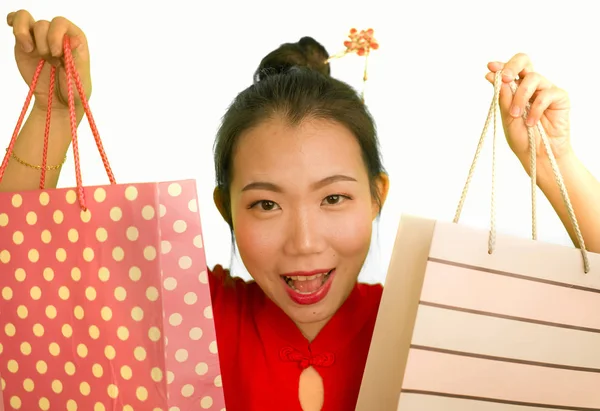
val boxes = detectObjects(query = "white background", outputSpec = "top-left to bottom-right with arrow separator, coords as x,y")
1,0 -> 598,283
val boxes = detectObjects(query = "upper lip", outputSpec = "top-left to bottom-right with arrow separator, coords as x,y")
281,268 -> 333,277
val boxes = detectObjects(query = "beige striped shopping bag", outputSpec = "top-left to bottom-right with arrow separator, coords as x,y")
356,71 -> 600,411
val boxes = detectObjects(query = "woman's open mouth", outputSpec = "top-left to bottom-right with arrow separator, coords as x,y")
281,269 -> 335,305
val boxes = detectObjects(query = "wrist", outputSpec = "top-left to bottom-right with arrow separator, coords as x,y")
31,101 -> 85,123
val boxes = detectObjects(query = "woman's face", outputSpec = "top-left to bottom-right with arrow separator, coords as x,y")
226,117 -> 386,337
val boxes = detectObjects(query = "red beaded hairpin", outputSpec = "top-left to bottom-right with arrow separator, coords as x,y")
326,28 -> 380,102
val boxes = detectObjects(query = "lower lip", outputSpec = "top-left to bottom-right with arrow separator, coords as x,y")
283,269 -> 335,306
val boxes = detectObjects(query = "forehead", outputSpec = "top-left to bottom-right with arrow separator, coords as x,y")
231,117 -> 366,184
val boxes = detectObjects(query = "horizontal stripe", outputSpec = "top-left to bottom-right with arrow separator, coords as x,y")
421,260 -> 600,331
428,220 -> 600,288
399,391 -> 600,411
412,302 -> 600,371
402,348 -> 600,408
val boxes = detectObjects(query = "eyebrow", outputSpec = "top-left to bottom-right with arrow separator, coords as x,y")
241,174 -> 357,192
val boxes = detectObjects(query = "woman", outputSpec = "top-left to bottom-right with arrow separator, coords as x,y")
3,10 -> 600,411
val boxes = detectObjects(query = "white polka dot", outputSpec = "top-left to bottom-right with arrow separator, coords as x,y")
173,220 -> 187,233
112,247 -> 125,262
129,266 -> 142,282
181,384 -> 194,397
198,270 -> 208,284
148,326 -> 161,342
209,340 -> 218,354
12,194 -> 22,207
184,292 -> 198,305
146,287 -> 159,302
144,246 -> 157,261
13,231 -> 24,245
169,313 -> 182,326
26,211 -> 37,225
0,213 -> 8,227
53,210 -> 64,224
200,397 -> 213,409
110,207 -> 122,222
126,227 -> 139,241
68,228 -> 79,243
131,307 -> 144,322
179,256 -> 192,269
94,188 -> 107,202
80,209 -> 92,223
175,349 -> 188,362
96,228 -> 108,242
125,186 -> 138,201
214,375 -> 222,387
193,235 -> 203,248
167,183 -> 182,197
98,267 -> 110,282
189,327 -> 203,341
159,204 -> 167,217
41,230 -> 51,243
163,277 -> 177,291
66,190 -> 77,204
142,205 -> 155,220
161,241 -> 172,254
203,306 -> 213,319
39,192 -> 50,206
114,287 -> 127,301
188,199 -> 198,213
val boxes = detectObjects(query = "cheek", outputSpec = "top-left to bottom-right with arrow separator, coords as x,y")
327,207 -> 373,257
233,215 -> 278,272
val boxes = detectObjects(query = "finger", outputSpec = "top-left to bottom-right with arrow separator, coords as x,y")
526,87 -> 568,126
487,61 -> 505,73
32,20 -> 51,58
501,53 -> 534,83
510,72 -> 553,118
9,10 -> 35,53
47,16 -> 86,57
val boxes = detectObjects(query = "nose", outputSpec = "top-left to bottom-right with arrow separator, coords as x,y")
283,208 -> 326,256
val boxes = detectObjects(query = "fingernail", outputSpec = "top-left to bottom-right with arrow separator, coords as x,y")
21,41 -> 33,53
526,117 -> 535,126
502,69 -> 513,80
510,105 -> 521,117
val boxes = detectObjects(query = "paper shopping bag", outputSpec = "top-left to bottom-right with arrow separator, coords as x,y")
0,37 -> 225,410
356,71 -> 600,410
356,215 -> 600,410
0,180 -> 225,410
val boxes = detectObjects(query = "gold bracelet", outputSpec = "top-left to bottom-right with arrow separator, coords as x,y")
5,148 -> 67,171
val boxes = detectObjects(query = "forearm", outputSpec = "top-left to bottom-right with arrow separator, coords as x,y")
0,105 -> 82,192
529,152 -> 600,253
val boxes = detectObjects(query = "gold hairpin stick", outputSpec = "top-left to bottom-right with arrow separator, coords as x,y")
326,28 -> 379,102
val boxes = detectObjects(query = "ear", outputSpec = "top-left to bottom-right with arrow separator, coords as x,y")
371,173 -> 390,219
213,187 -> 229,222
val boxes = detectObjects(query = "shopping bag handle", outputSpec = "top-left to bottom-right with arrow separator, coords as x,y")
0,36 -> 116,211
453,70 -> 590,273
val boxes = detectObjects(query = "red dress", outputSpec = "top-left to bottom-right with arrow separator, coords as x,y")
208,265 -> 383,411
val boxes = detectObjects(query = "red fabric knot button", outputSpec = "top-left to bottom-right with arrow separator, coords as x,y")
279,347 -> 335,370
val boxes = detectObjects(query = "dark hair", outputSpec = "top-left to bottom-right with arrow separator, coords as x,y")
254,36 -> 331,82
214,40 -> 385,229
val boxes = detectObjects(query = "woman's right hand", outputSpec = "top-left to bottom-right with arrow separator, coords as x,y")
7,10 -> 91,113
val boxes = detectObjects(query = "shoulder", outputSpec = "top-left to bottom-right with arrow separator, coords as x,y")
356,282 -> 383,306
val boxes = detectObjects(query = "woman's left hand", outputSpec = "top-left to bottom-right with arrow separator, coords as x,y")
486,53 -> 573,166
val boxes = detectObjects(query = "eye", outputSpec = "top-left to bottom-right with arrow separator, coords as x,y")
250,200 -> 280,211
321,195 -> 350,206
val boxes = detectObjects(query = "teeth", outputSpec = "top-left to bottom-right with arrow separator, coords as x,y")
285,272 -> 328,282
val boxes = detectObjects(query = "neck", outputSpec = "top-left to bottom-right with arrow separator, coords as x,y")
296,317 -> 332,342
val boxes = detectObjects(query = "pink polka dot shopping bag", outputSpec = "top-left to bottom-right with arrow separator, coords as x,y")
0,37 -> 225,410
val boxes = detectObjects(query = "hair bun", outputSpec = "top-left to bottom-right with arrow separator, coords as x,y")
254,36 -> 331,82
